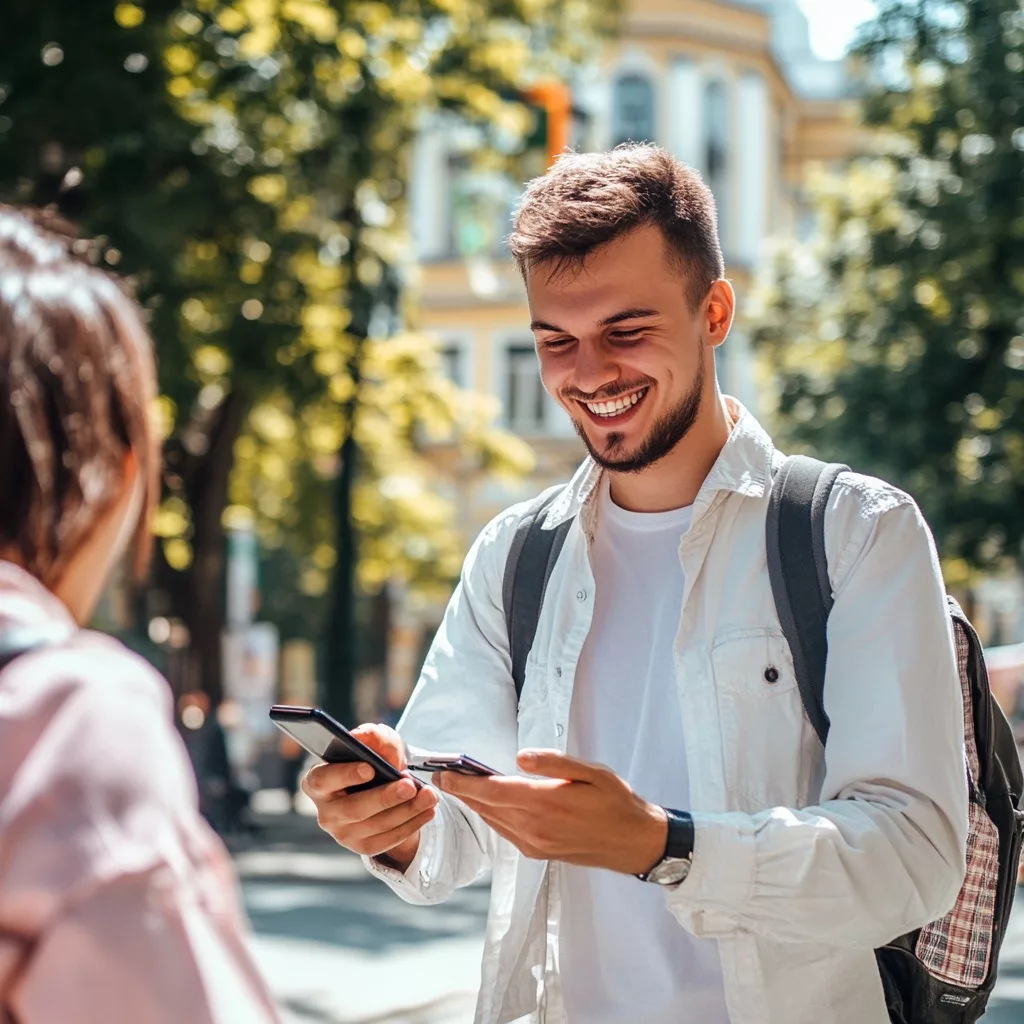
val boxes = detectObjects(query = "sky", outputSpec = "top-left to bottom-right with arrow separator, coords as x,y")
797,0 -> 879,60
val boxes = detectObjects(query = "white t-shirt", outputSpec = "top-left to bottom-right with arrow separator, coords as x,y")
558,476 -> 730,1024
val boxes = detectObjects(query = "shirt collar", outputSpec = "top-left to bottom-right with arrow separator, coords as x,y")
541,397 -> 776,534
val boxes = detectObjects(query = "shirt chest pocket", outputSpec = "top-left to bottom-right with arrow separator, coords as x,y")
712,628 -> 816,809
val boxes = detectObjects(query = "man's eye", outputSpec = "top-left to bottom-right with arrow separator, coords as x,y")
542,337 -> 574,350
611,329 -> 644,341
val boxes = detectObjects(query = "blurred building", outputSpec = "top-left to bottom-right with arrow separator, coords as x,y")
411,0 -> 859,526
382,0 -> 867,702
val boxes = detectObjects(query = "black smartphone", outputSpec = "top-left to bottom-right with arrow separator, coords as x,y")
269,705 -> 406,794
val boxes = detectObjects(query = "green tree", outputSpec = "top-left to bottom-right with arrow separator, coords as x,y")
0,0 -> 616,715
753,0 -> 1024,587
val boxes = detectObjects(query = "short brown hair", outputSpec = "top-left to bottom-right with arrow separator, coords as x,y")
509,144 -> 724,310
0,206 -> 160,587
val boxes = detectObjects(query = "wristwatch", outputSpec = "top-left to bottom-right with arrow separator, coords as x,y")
635,808 -> 695,885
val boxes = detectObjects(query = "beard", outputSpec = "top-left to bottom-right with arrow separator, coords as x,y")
570,359 -> 705,474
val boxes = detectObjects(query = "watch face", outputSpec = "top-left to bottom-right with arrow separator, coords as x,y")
647,856 -> 691,886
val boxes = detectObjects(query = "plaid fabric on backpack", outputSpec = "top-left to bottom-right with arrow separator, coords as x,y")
768,456 -> 1024,1024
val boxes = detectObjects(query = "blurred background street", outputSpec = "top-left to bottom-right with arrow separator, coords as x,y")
233,800 -> 486,1024
2,0 -> 1024,1018
3,0 -> 1021,784
232,797 -> 1024,1024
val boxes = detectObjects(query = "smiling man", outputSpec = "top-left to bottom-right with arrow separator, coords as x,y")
303,145 -> 967,1024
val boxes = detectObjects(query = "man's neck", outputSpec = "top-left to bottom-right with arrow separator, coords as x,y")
606,394 -> 735,513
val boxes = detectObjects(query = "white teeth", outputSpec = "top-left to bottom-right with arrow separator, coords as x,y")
585,389 -> 647,417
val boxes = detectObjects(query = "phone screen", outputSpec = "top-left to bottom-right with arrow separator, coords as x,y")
269,705 -> 405,793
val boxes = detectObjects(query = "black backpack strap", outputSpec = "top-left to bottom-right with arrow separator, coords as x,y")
502,488 -> 573,704
766,455 -> 848,746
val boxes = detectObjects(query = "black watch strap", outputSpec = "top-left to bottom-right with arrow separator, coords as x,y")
663,808 -> 695,860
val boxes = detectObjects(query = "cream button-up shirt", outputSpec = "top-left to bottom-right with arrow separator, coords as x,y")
367,400 -> 968,1024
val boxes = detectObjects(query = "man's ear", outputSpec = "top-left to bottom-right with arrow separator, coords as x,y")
704,280 -> 736,349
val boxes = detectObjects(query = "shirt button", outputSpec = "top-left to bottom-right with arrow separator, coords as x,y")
555,724 -> 564,737
555,667 -> 562,677
764,666 -> 780,684
576,589 -> 587,601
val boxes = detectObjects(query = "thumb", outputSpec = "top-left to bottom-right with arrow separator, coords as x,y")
517,748 -> 606,783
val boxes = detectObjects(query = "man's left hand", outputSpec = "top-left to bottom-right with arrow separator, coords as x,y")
435,749 -> 668,875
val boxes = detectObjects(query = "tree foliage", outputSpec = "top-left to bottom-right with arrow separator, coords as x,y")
0,0 -> 616,704
753,0 -> 1024,584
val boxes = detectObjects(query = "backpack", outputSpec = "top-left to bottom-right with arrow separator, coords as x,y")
502,456 -> 1024,1024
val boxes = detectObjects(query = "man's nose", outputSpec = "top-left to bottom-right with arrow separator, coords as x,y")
570,340 -> 618,398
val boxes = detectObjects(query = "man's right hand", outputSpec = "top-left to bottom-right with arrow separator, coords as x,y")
301,723 -> 439,873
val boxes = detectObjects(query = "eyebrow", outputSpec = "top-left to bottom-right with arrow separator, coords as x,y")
529,307 -> 660,333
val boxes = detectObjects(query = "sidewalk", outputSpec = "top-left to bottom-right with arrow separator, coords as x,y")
986,888 -> 1024,1023
232,799 -> 486,1024
233,796 -> 1024,1023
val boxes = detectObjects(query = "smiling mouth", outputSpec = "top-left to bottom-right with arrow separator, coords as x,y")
577,387 -> 650,423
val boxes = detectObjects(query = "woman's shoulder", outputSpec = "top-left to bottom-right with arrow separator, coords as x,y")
0,628 -> 210,931
0,629 -> 195,834
1,629 -> 172,713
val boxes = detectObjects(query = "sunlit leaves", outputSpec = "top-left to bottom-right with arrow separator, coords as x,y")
163,538 -> 194,570
164,43 -> 197,74
228,329 -> 535,599
248,173 -> 288,203
114,3 -> 146,28
193,344 -> 232,379
250,400 -> 297,444
754,0 -> 1024,574
0,0 -> 613,641
281,0 -> 339,43
151,396 -> 178,441
153,496 -> 193,539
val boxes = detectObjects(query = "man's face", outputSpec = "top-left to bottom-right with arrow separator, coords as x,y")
527,224 -> 711,474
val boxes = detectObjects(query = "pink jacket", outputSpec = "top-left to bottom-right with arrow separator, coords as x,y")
0,563 -> 280,1023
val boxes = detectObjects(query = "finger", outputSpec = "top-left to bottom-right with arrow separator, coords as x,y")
463,806 -> 547,860
303,760 -> 376,799
445,789 -> 513,826
436,771 -> 556,807
517,749 -> 608,783
438,773 -> 568,816
324,776 -> 421,828
361,806 -> 437,859
346,785 -> 439,841
351,723 -> 407,771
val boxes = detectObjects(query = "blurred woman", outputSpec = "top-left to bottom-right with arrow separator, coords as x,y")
0,206 -> 280,1023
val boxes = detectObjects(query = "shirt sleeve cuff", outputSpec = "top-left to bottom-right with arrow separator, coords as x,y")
362,812 -> 441,899
669,811 -> 757,910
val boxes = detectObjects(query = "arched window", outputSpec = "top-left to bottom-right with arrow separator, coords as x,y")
702,78 -> 730,243
612,73 -> 655,146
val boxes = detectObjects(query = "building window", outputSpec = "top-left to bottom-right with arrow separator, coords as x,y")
439,344 -> 464,387
703,79 -> 730,242
506,345 -> 546,432
612,73 -> 655,147
448,152 -> 518,258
